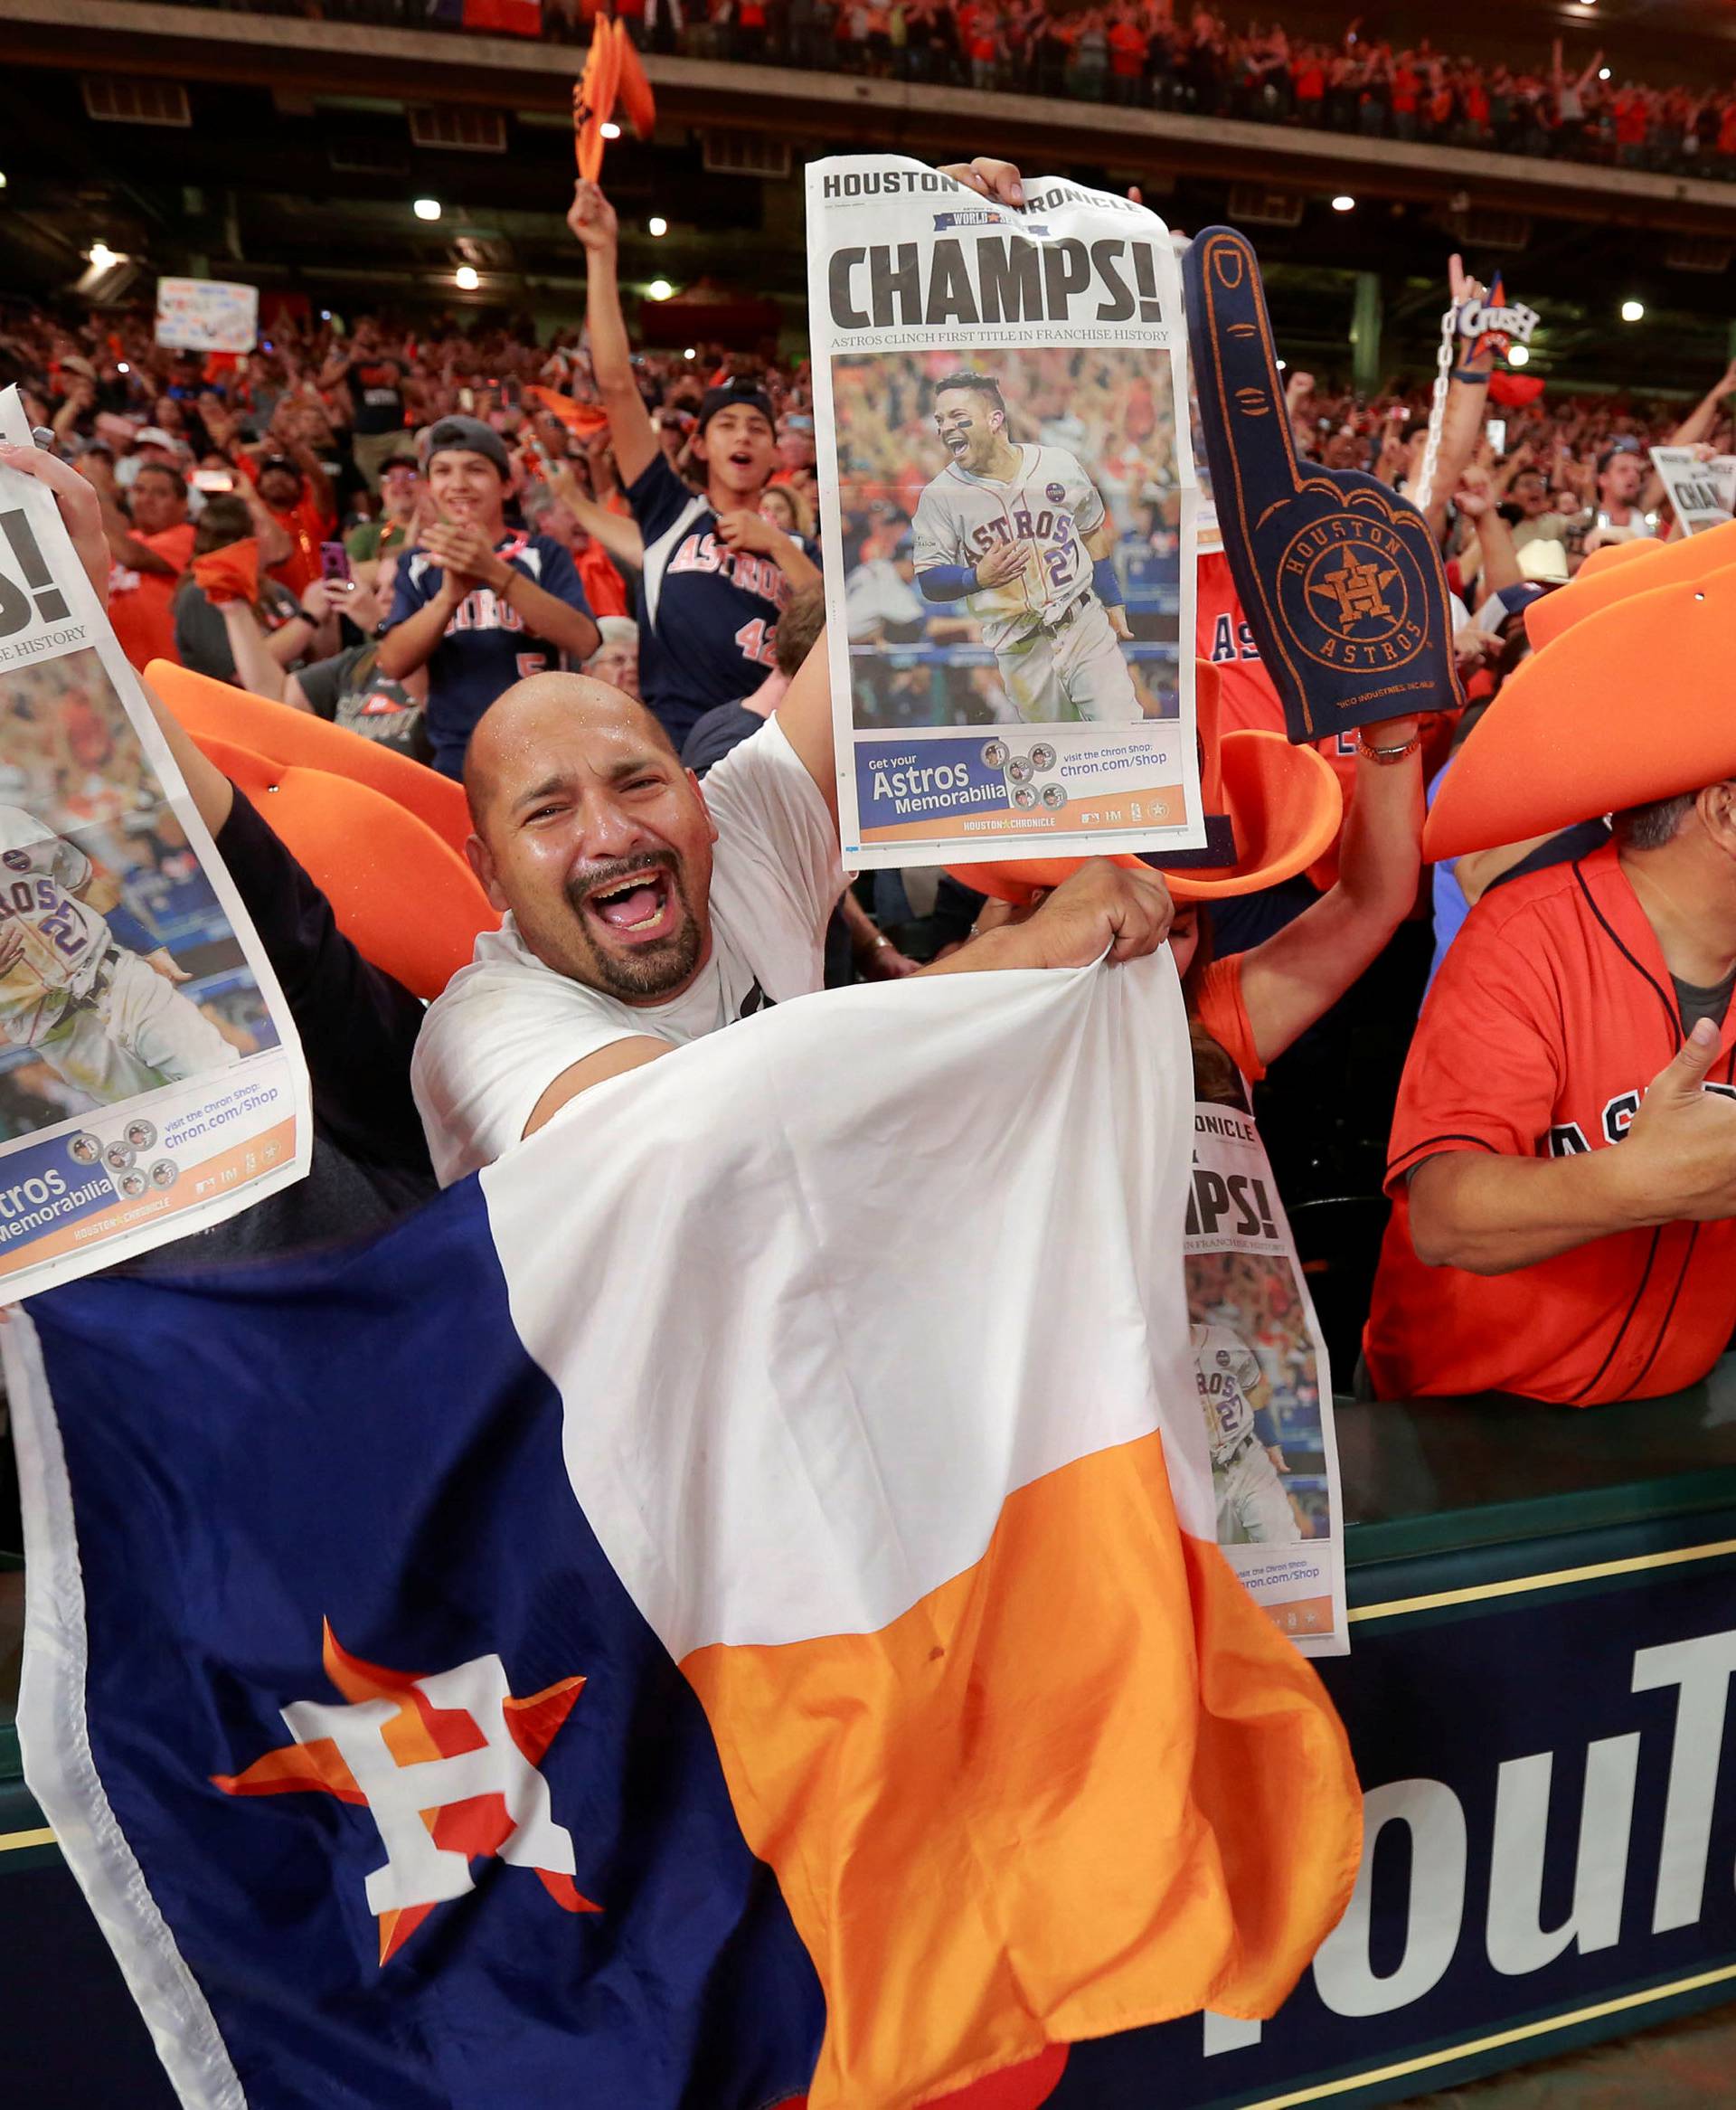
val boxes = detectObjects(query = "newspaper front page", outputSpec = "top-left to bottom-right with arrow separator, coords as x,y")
807,157 -> 1204,869
0,389 -> 309,1297
1186,1101 -> 1348,1655
1650,446 -> 1736,536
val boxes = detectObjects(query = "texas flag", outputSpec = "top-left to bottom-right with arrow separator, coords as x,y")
7,952 -> 1360,2109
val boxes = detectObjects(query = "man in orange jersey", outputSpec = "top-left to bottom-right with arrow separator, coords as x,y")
1366,532 -> 1736,1405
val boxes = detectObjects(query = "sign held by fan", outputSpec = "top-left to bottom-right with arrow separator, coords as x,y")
1184,226 -> 1465,744
1454,274 -> 1538,361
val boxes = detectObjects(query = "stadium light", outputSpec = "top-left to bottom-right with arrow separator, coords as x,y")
0,172 -> 8,190
649,215 -> 668,237
601,121 -> 622,140
1620,298 -> 1645,322
648,279 -> 674,300
684,346 -> 696,359
117,362 -> 129,374
414,198 -> 442,222
1507,344 -> 1530,366
1331,194 -> 1354,213
1599,66 -> 1610,79
455,265 -> 481,291
90,241 -> 118,270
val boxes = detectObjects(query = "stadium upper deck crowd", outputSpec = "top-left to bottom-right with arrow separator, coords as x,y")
162,0 -> 1736,179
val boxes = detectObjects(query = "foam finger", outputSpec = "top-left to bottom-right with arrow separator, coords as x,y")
1183,226 -> 1304,529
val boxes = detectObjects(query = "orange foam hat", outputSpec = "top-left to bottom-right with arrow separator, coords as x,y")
146,662 -> 471,859
197,736 -> 492,999
950,661 -> 1343,906
1523,517 -> 1736,651
1426,524 -> 1736,864
191,538 -> 260,608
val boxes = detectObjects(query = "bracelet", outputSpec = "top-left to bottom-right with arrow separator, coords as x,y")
871,934 -> 892,951
1357,732 -> 1421,766
1450,367 -> 1491,384
295,604 -> 320,623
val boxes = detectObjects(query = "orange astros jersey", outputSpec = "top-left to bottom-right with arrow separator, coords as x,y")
1365,841 -> 1736,1405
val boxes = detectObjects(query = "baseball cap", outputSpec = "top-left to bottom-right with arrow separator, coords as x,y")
698,383 -> 774,435
1475,581 -> 1547,634
422,414 -> 512,481
1596,436 -> 1644,476
133,426 -> 187,454
256,453 -> 302,481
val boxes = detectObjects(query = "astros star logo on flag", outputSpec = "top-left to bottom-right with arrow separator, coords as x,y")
214,1621 -> 599,1963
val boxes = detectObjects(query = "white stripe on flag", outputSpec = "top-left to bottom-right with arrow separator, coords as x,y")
5,1310 -> 247,2110
482,951 -> 1207,1661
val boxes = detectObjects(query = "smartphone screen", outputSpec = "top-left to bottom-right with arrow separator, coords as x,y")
193,468 -> 234,495
1486,419 -> 1507,456
319,540 -> 353,584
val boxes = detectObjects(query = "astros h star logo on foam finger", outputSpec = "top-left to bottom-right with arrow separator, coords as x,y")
213,1619 -> 599,1964
1184,224 -> 1462,740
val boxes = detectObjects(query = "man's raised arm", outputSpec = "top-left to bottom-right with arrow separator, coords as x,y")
567,180 -> 660,489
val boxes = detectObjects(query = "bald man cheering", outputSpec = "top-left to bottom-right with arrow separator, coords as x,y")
412,630 -> 1175,1184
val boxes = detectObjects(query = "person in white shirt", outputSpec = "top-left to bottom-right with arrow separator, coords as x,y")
412,156 -> 1178,1187
411,626 -> 1178,1184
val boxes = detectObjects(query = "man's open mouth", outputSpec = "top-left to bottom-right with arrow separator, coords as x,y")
729,449 -> 756,471
580,866 -> 680,946
945,433 -> 968,456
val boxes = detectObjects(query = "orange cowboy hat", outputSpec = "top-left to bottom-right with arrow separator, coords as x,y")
1425,520 -> 1736,864
950,661 -> 1344,906
147,661 -> 472,859
197,736 -> 493,1000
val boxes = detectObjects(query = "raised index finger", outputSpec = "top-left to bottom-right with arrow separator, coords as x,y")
1183,225 -> 1305,532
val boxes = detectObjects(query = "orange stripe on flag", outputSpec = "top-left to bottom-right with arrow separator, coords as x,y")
684,1431 -> 1361,2110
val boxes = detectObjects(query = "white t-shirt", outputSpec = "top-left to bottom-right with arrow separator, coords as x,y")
412,716 -> 844,1185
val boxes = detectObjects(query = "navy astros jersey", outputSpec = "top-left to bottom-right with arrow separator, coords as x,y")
627,455 -> 819,744
389,530 -> 593,779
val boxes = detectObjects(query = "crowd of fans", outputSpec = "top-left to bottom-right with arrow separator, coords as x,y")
5,146 -> 1736,1429
158,0 -> 1736,179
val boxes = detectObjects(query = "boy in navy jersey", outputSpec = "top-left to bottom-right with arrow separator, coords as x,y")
379,416 -> 599,778
568,180 -> 822,746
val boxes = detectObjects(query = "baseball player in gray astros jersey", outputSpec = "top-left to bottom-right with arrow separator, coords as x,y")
1192,1318 -> 1302,1546
0,803 -> 239,1102
911,371 -> 1142,724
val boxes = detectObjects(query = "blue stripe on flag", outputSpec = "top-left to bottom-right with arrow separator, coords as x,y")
24,1179 -> 824,2108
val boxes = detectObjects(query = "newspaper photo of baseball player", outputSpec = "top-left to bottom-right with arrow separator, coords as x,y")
807,156 -> 1203,868
835,348 -> 1182,733
1184,1100 -> 1347,1654
1190,1260 -> 1320,1549
0,382 -> 308,1300
0,648 -> 277,1141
